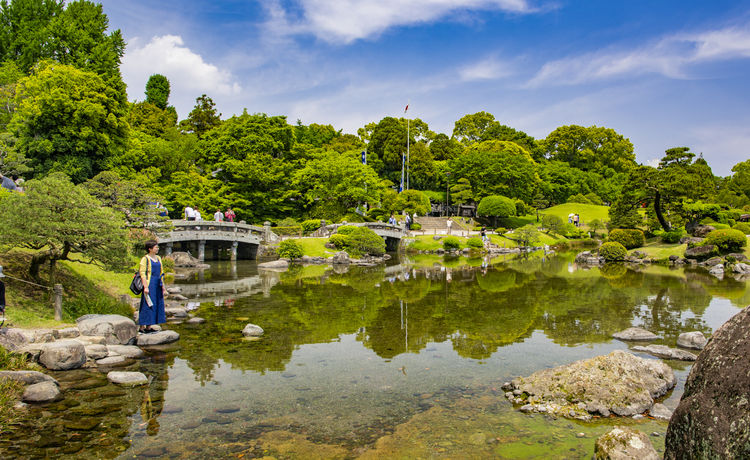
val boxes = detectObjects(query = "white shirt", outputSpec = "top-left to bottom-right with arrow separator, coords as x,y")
195,211 -> 202,221
185,206 -> 194,218
214,211 -> 223,221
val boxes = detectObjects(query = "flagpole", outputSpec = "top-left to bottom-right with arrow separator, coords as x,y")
406,102 -> 410,190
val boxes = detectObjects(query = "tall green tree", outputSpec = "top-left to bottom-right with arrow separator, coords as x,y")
452,111 -> 497,145
11,61 -> 128,182
0,172 -> 129,283
145,74 -> 170,110
180,94 -> 222,138
450,177 -> 473,205
541,125 -> 636,174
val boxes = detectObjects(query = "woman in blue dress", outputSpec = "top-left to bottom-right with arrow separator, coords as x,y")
138,240 -> 167,334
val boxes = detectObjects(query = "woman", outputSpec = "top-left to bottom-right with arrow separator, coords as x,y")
224,208 -> 236,222
139,240 -> 167,334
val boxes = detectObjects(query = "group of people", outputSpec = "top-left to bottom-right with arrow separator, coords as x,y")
388,212 -> 418,230
184,206 -> 236,222
568,213 -> 581,227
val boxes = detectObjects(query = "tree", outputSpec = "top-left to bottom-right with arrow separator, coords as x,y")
82,170 -> 167,228
541,125 -> 636,174
127,101 -> 177,138
449,140 -> 539,202
450,177 -> 473,206
180,94 -> 221,138
541,214 -> 564,235
0,173 -> 130,283
477,195 -> 516,227
0,60 -> 23,129
11,61 -> 128,182
145,74 -> 170,110
429,133 -> 463,161
513,224 -> 540,247
452,111 -> 497,145
394,189 -> 431,215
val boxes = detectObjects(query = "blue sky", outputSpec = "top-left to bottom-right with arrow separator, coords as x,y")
99,0 -> 750,175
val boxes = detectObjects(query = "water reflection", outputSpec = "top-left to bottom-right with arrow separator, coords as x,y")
2,252 -> 747,458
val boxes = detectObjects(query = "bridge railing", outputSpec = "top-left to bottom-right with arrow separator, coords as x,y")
158,220 -> 278,242
312,222 -> 406,238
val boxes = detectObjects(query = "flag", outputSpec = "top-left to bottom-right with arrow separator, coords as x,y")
361,150 -> 366,165
404,104 -> 409,113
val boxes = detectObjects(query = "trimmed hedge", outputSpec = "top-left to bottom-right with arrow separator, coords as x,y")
704,229 -> 747,253
443,236 -> 460,250
411,222 -> 422,230
733,222 -> 750,235
329,234 -> 349,249
599,241 -> 627,261
278,240 -> 303,259
332,226 -> 385,256
301,219 -> 322,233
608,228 -> 645,249
467,237 -> 483,248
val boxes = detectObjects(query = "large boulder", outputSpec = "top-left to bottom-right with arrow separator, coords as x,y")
168,252 -> 209,268
504,350 -> 675,419
0,328 -> 32,351
665,305 -> 750,459
76,314 -> 137,345
692,225 -> 715,238
332,251 -> 351,265
684,244 -> 717,261
595,426 -> 659,460
38,340 -> 86,371
22,381 -> 61,403
0,370 -> 56,385
575,251 -> 604,265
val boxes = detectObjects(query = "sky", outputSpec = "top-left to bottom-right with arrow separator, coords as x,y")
99,0 -> 750,175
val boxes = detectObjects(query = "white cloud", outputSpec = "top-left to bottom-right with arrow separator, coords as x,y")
265,0 -> 536,44
121,35 -> 241,114
527,25 -> 750,87
459,55 -> 514,81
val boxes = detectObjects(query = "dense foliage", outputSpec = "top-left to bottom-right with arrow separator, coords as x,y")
442,236 -> 460,250
278,239 -> 303,259
607,228 -> 645,249
704,229 -> 747,253
332,226 -> 385,257
599,242 -> 627,261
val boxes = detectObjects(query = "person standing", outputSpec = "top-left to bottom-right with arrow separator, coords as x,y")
184,205 -> 195,221
213,209 -> 223,222
481,226 -> 487,244
447,217 -> 453,235
0,172 -> 17,191
138,240 -> 167,334
194,208 -> 202,221
224,208 -> 236,222
405,213 -> 412,230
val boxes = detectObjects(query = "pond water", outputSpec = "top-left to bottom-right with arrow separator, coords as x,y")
2,252 -> 748,459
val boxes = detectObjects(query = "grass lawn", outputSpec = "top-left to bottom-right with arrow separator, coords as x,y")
539,203 -> 610,226
291,238 -> 336,258
404,235 -> 483,251
630,242 -> 687,260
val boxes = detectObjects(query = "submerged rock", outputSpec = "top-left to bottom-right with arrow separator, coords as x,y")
595,426 -> 659,460
258,259 -> 289,269
107,371 -> 148,386
612,327 -> 658,341
632,345 -> 697,361
0,370 -> 56,385
107,345 -> 145,359
665,305 -> 750,459
242,324 -> 264,337
506,350 -> 675,420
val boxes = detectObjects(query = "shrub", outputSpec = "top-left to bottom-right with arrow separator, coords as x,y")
337,225 -> 358,235
345,227 -> 386,257
515,200 -> 531,216
411,222 -> 422,230
368,207 -> 387,221
64,293 -> 132,322
443,236 -> 460,250
541,214 -> 565,235
704,229 -> 747,253
161,256 -> 175,273
477,195 -> 516,223
467,237 -> 483,248
599,241 -> 627,261
301,219 -> 322,234
584,193 -> 603,205
329,234 -> 349,249
278,239 -> 304,259
660,229 -> 684,244
567,193 -> 591,204
711,223 -> 730,230
608,228 -> 645,249
494,227 -> 506,234
733,222 -> 750,234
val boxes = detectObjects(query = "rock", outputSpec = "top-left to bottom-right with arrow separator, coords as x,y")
22,381 -> 61,403
684,244 -> 717,261
96,355 -> 128,366
31,329 -> 57,343
692,225 -> 715,238
242,324 -> 264,337
676,331 -> 708,350
732,262 -> 750,275
0,327 -> 33,351
575,250 -> 604,265
166,286 -> 182,294
38,340 -> 87,371
649,403 -> 673,421
702,256 -> 723,266
74,335 -> 107,345
708,264 -> 724,278
169,294 -> 189,301
727,253 -> 748,262
680,236 -> 704,246
83,344 -> 109,360
136,330 -> 180,346
665,305 -> 750,459
168,252 -> 208,268
508,350 -> 675,419
595,426 -> 659,460
186,317 -> 206,324
668,255 -> 680,262
632,345 -> 697,361
612,327 -> 659,341
76,314 -> 137,345
0,370 -> 56,385
257,259 -> 289,269
57,327 -> 80,339
107,345 -> 145,359
18,344 -> 44,362
165,307 -> 188,318
433,235 -> 443,240
332,251 -> 351,265
107,371 -> 148,386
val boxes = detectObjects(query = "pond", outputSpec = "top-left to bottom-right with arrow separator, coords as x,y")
2,252 -> 748,459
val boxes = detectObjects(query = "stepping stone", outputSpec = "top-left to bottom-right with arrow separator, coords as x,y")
96,355 -> 128,366
0,370 -> 57,385
136,330 -> 180,346
22,381 -> 61,403
107,371 -> 148,386
633,345 -> 697,361
613,327 -> 658,341
107,345 -> 145,358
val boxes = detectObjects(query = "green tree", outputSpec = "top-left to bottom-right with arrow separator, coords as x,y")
452,111 -> 497,145
541,214 -> 564,235
127,101 -> 177,138
145,74 -> 170,110
541,125 -> 636,174
82,170 -> 167,228
11,61 -> 128,182
394,189 -> 431,215
477,194 -> 516,227
180,94 -> 222,138
0,60 -> 22,129
0,173 -> 130,283
429,133 -> 463,161
513,224 -> 540,247
450,177 -> 473,205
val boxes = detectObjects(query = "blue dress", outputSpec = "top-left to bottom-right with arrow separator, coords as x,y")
139,259 -> 166,326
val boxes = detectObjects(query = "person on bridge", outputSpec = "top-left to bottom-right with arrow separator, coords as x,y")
184,205 -> 195,221
225,208 -> 236,222
138,240 -> 167,334
213,209 -> 224,222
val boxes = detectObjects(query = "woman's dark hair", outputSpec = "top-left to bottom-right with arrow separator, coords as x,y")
144,239 -> 159,252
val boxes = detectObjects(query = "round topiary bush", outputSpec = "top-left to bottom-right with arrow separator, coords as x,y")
332,226 -> 385,257
411,222 -> 422,231
732,222 -> 750,235
336,225 -> 357,235
278,239 -> 303,259
328,234 -> 349,249
608,228 -> 645,249
599,241 -> 627,261
467,237 -> 483,249
443,236 -> 460,250
301,219 -> 322,234
704,229 -> 747,253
